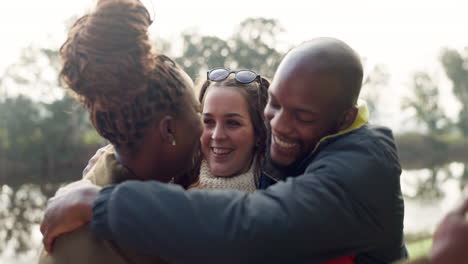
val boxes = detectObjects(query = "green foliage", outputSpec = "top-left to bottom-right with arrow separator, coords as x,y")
361,65 -> 389,121
406,238 -> 432,259
1,46 -> 62,101
228,18 -> 285,79
0,45 -> 103,181
176,33 -> 231,79
441,48 -> 468,135
175,17 -> 286,81
402,72 -> 452,135
0,95 -> 101,179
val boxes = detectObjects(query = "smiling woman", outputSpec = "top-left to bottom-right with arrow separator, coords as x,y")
195,68 -> 270,192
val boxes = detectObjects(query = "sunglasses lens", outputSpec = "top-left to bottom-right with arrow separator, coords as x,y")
236,70 -> 257,83
209,69 -> 230,81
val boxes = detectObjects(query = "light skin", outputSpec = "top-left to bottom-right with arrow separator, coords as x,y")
41,38 -> 468,264
41,38 -> 360,250
201,86 -> 256,177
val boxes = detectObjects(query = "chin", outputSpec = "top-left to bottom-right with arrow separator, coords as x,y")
269,156 -> 293,169
270,151 -> 295,167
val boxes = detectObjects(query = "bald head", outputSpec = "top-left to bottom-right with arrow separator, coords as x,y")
276,37 -> 363,109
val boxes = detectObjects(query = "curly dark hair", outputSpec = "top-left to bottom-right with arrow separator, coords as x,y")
59,0 -> 189,155
198,75 -> 270,181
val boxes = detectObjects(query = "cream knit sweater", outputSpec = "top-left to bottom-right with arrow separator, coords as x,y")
198,159 -> 257,193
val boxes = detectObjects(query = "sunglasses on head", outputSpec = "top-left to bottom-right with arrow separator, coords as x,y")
207,68 -> 261,84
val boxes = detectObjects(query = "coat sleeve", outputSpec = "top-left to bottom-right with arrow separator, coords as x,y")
91,146 -> 399,264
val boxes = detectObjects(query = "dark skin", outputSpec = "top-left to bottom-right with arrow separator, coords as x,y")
265,39 -> 359,168
40,37 -> 361,252
429,197 -> 468,264
41,38 -> 468,264
41,82 -> 203,253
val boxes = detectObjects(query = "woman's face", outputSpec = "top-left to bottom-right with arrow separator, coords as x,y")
201,86 -> 256,177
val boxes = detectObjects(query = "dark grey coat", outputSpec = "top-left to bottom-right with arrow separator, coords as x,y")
91,125 -> 407,264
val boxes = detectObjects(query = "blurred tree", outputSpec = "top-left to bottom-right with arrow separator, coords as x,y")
1,46 -> 62,101
402,72 -> 452,135
228,17 -> 285,79
175,17 -> 286,82
440,48 -> 468,135
0,44 -> 102,181
399,72 -> 453,200
0,96 -> 43,172
176,33 -> 231,80
440,48 -> 468,192
0,45 -> 101,258
360,64 -> 389,122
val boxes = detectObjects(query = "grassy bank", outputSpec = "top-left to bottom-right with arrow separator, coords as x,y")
407,237 -> 432,259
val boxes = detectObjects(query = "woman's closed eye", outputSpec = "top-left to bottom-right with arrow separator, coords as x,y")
203,118 -> 215,127
226,119 -> 241,128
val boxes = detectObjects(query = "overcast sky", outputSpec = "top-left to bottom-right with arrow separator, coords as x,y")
1,0 -> 467,129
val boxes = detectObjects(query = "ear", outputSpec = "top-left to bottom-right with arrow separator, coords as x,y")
337,106 -> 358,131
159,115 -> 176,146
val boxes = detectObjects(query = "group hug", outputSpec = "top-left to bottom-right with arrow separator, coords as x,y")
36,0 -> 468,263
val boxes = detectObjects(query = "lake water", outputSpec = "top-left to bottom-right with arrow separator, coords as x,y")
1,163 -> 466,263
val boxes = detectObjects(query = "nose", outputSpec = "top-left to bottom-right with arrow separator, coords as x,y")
269,108 -> 293,136
211,123 -> 227,140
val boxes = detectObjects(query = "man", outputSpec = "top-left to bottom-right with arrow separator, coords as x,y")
43,38 -> 407,263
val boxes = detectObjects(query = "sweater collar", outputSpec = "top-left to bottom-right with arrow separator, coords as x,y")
198,159 -> 257,192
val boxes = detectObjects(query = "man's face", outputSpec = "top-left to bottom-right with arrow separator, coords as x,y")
264,67 -> 344,167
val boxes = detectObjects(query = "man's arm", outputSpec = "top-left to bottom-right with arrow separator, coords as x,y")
91,165 -> 387,264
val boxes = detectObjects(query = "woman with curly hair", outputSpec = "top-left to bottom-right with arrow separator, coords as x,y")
38,0 -> 202,263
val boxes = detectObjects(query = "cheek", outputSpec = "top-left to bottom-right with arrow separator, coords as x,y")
234,128 -> 256,152
296,123 -> 327,147
200,130 -> 211,152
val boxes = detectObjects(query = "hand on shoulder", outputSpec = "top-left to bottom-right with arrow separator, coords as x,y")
40,179 -> 101,253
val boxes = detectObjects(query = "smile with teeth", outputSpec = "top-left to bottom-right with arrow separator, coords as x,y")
212,148 -> 233,155
274,135 -> 298,149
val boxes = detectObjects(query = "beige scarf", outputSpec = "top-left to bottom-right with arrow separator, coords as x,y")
198,159 -> 257,193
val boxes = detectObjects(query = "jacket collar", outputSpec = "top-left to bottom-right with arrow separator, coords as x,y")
85,149 -> 137,186
262,101 -> 370,182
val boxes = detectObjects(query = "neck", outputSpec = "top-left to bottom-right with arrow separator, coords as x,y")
114,151 -> 171,183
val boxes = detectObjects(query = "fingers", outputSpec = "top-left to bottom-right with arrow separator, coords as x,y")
43,230 -> 55,254
40,198 -> 56,236
40,221 -> 46,235
55,179 -> 94,196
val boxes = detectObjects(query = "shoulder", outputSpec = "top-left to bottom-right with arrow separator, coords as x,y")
314,125 -> 401,173
305,124 -> 403,204
39,225 -> 126,264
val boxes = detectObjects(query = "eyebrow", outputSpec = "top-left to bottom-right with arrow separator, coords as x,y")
269,91 -> 319,114
202,113 -> 245,118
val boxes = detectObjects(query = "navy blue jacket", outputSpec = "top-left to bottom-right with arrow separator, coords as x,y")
91,124 -> 407,264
